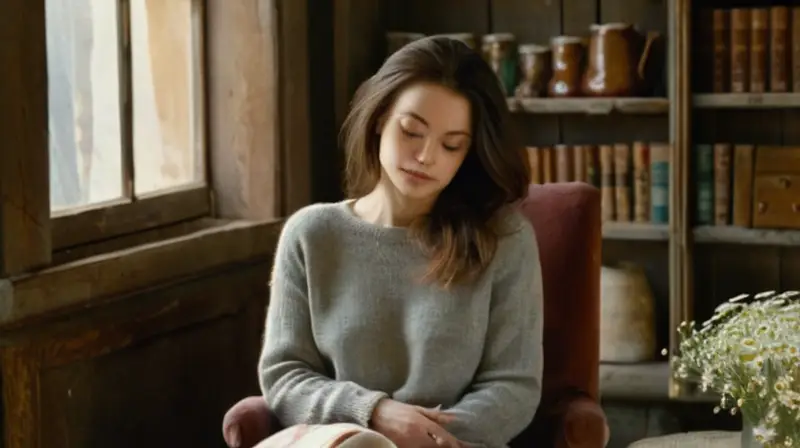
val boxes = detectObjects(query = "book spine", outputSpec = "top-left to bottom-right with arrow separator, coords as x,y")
541,146 -> 555,183
527,146 -> 541,184
732,144 -> 755,227
730,8 -> 751,93
572,145 -> 587,183
586,145 -> 600,188
749,8 -> 768,93
633,141 -> 651,223
713,143 -> 732,225
695,144 -> 715,225
614,143 -> 631,222
713,9 -> 730,92
793,8 -> 800,92
555,144 -> 573,182
600,144 -> 616,221
650,143 -> 670,224
770,6 -> 789,92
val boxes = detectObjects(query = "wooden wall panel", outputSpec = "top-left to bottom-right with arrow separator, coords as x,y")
206,0 -> 281,220
491,0 -> 558,43
386,0 -> 490,35
278,0 -> 312,215
600,0 -> 667,35
492,0 -> 561,147
0,0 -> 51,275
308,0 -> 342,203
563,0 -> 597,35
334,1 -> 387,127
1,262 -> 268,448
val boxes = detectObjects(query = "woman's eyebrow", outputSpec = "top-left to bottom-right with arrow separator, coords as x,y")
399,111 -> 429,126
399,111 -> 471,137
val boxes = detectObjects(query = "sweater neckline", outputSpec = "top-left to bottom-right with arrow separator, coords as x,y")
336,199 -> 411,243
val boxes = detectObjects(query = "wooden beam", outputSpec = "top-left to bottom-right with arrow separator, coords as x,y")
206,0 -> 281,220
333,1 -> 387,129
669,0 -> 693,400
0,0 -> 52,276
0,219 -> 282,330
278,0 -> 312,215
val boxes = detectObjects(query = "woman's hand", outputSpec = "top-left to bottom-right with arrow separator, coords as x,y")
370,399 -> 463,448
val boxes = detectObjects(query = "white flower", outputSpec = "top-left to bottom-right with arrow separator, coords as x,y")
672,290 -> 800,447
753,425 -> 776,443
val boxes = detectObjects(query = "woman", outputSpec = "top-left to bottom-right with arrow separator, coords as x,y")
259,36 -> 543,448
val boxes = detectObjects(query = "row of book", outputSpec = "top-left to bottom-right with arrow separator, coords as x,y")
695,6 -> 800,93
695,143 -> 799,228
526,143 -> 671,224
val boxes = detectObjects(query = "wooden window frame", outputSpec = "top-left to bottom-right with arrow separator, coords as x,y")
52,186 -> 211,250
1,0 -> 311,284
49,0 -> 211,250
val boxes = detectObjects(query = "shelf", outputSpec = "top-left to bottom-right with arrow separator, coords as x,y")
507,97 -> 670,115
603,222 -> 670,241
693,226 -> 800,246
693,92 -> 800,109
600,361 -> 670,401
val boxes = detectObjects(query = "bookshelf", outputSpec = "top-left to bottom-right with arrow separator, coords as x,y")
677,1 -> 800,399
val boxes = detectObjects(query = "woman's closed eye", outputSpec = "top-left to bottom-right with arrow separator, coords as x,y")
400,127 -> 423,139
442,138 -> 467,152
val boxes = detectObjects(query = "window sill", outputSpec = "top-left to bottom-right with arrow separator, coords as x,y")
52,185 -> 211,250
0,218 -> 283,330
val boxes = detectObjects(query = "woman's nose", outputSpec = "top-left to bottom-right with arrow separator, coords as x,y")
415,140 -> 436,166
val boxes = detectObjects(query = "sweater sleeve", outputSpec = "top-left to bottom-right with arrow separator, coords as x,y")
444,222 -> 544,448
258,212 -> 389,427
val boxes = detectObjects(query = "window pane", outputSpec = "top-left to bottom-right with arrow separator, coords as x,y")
131,0 -> 204,195
46,0 -> 124,212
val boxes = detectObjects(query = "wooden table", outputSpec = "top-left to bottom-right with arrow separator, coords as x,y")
628,431 -> 740,448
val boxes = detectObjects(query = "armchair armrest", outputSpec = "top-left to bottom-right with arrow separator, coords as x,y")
222,396 -> 278,448
554,394 -> 609,448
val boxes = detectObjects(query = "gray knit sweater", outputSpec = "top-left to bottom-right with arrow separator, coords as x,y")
258,200 -> 543,448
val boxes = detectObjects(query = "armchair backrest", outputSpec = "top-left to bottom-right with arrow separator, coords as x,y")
515,182 -> 601,442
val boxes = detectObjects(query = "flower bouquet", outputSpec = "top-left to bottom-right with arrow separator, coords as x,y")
669,291 -> 800,448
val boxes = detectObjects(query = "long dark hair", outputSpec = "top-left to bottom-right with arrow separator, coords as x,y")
341,36 -> 531,288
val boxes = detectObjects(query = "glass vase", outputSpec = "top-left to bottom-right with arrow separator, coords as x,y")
741,419 -> 764,448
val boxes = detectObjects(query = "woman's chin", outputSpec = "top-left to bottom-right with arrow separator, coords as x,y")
394,182 -> 439,201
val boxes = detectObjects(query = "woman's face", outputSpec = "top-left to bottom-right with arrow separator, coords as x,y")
377,82 -> 472,202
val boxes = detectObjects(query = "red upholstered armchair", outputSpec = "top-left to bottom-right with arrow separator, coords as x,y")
222,182 -> 607,447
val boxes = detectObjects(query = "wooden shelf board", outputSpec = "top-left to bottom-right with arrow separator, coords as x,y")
693,226 -> 800,246
600,362 -> 720,403
693,92 -> 800,109
600,361 -> 670,401
507,97 -> 669,115
603,222 -> 670,241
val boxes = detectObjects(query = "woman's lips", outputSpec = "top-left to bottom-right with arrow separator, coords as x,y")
401,168 -> 434,181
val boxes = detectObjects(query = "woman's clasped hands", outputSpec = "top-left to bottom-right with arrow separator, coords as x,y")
370,399 -> 466,448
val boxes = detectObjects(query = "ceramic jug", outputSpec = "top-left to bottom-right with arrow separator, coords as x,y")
582,23 -> 659,97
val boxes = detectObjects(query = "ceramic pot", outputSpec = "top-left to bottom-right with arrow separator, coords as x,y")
599,262 -> 656,362
548,36 -> 584,97
515,44 -> 551,98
